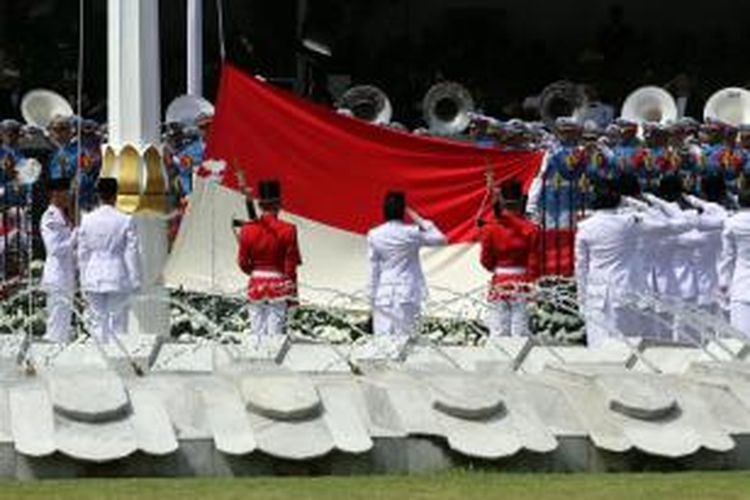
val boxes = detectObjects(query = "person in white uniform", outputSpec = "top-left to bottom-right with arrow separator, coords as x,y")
643,174 -> 724,342
616,172 -> 670,338
40,178 -> 77,342
576,180 -> 691,347
77,178 -> 141,342
719,186 -> 750,337
367,191 -> 447,337
685,174 -> 729,317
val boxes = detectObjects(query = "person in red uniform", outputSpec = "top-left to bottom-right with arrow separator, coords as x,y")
237,179 -> 302,336
479,179 -> 541,337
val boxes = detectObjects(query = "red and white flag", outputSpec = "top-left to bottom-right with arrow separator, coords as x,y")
166,64 -> 544,311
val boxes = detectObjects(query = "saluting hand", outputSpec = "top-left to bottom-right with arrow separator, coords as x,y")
406,207 -> 423,225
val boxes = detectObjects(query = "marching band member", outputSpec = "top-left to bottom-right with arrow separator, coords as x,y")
479,179 -> 540,337
77,178 -> 142,342
719,185 -> 750,336
237,180 -> 301,336
76,119 -> 103,212
0,119 -> 24,159
526,117 -> 585,227
1,119 -> 28,208
737,125 -> 750,193
367,191 -> 447,337
612,119 -> 643,174
48,116 -> 78,181
40,178 -> 76,342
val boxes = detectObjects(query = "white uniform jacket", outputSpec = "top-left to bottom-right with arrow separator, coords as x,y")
686,197 -> 727,306
643,196 -> 715,300
367,219 -> 446,307
77,205 -> 141,293
719,210 -> 750,305
40,205 -> 76,291
575,209 -> 686,309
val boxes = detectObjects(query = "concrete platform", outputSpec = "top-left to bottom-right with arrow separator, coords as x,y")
1,337 -> 750,477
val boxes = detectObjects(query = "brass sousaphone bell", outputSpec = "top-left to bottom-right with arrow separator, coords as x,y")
422,81 -> 474,136
620,86 -> 678,125
336,85 -> 393,125
539,81 -> 586,128
165,94 -> 215,125
20,89 -> 74,129
703,87 -> 750,126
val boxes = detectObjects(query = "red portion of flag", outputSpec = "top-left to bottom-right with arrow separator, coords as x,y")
206,64 -> 543,243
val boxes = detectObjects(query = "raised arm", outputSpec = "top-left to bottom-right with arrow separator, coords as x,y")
41,212 -> 75,258
406,207 -> 447,247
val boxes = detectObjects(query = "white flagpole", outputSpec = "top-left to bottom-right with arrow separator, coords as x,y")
187,0 -> 203,96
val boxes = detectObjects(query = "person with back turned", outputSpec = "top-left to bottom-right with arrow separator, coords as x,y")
367,191 -> 447,337
40,177 -> 76,342
719,186 -> 750,337
479,179 -> 540,337
77,178 -> 141,343
575,179 -> 693,347
236,179 -> 301,336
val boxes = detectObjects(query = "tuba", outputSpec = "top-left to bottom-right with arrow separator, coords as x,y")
20,89 -> 74,129
539,81 -> 586,127
336,85 -> 393,125
165,94 -> 215,126
620,86 -> 678,125
422,81 -> 474,136
703,87 -> 750,126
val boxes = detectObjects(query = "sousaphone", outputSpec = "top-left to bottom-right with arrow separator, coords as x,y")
422,81 -> 474,136
539,81 -> 586,127
165,94 -> 215,126
620,86 -> 678,125
20,89 -> 74,129
703,87 -> 750,126
336,85 -> 393,125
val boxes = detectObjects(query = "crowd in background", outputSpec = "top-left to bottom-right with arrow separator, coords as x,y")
0,113 -> 212,290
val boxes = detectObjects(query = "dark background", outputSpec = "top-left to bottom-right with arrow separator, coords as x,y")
2,0 -> 750,127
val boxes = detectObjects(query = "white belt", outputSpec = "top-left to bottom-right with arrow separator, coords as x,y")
494,266 -> 526,276
251,270 -> 284,279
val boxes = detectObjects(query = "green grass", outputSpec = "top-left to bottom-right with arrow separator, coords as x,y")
0,471 -> 749,500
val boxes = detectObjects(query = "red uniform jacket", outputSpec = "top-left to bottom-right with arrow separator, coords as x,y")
480,212 -> 541,301
237,213 -> 302,301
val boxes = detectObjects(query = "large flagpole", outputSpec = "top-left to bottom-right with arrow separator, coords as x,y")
105,0 -> 170,336
187,0 -> 203,96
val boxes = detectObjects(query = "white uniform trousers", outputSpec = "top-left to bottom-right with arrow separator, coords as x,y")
85,292 -> 130,343
373,302 -> 420,337
585,302 -> 636,348
248,301 -> 288,336
585,306 -> 612,349
730,302 -> 750,339
485,301 -> 529,337
45,290 -> 74,343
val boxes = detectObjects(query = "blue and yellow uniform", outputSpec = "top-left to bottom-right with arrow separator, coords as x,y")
174,137 -> 205,198
541,142 -> 587,228
0,146 -> 29,206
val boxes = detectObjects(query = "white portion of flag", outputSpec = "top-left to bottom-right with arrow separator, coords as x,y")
164,178 -> 488,317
